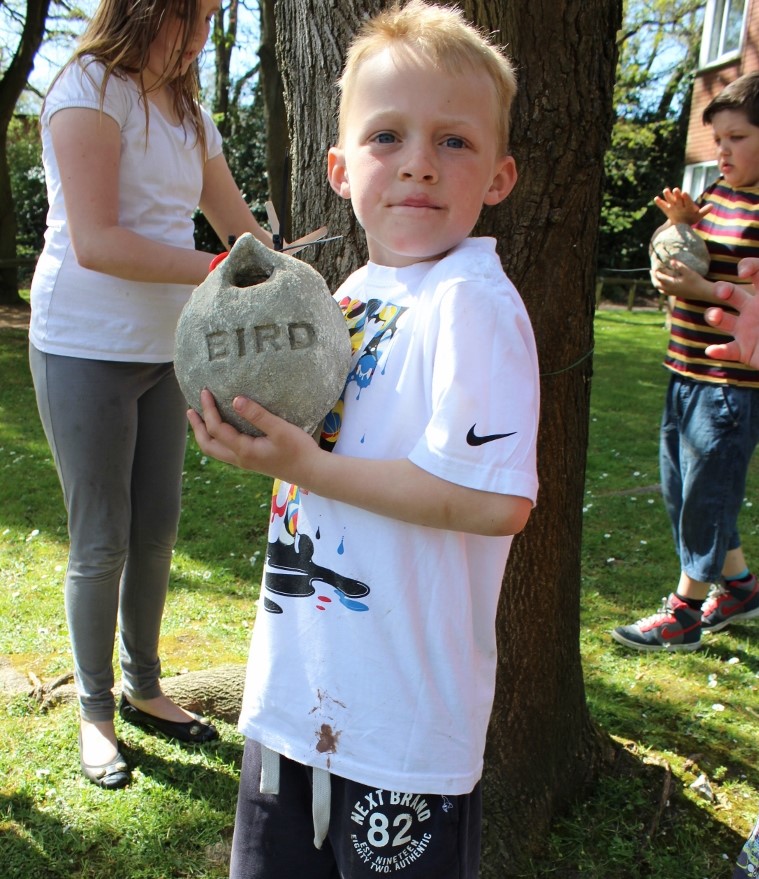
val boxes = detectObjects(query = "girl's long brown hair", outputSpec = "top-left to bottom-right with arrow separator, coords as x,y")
47,0 -> 208,154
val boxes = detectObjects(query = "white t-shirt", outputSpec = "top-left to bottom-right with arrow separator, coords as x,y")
29,58 -> 223,362
238,238 -> 540,796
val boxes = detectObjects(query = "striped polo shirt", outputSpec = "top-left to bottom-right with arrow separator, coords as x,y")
665,178 -> 759,388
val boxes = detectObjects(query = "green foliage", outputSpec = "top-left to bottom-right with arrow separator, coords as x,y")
8,115 -> 46,280
599,116 -> 683,270
599,0 -> 705,273
2,308 -> 759,877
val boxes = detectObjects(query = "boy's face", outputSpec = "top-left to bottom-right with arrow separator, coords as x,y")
328,49 -> 517,267
712,109 -> 759,188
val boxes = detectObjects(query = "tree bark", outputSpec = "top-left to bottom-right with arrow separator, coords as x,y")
0,0 -> 52,305
26,666 -> 246,722
468,2 -> 622,872
275,0 -> 382,279
260,0 -> 291,235
274,0 -> 621,872
211,0 -> 240,138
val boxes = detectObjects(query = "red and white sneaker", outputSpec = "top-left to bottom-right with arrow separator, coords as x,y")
701,575 -> 759,633
611,593 -> 702,652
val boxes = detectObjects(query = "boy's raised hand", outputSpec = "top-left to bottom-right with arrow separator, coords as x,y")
653,187 -> 712,225
705,259 -> 759,368
187,389 -> 320,484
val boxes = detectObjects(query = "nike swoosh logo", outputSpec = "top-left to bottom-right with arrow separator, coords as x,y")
661,622 -> 701,640
466,424 -> 516,446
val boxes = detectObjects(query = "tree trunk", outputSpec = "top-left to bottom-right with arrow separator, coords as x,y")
276,0 -> 621,872
460,2 -> 623,873
211,0 -> 239,137
274,0 -> 381,279
25,666 -> 246,722
0,0 -> 52,305
259,0 -> 291,236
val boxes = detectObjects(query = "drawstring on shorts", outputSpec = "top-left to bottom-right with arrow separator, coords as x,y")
260,746 -> 332,849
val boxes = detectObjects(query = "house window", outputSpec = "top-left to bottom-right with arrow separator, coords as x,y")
683,161 -> 720,197
700,0 -> 746,67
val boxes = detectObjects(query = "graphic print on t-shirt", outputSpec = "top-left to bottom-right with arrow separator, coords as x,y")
263,296 -> 408,615
321,296 -> 408,451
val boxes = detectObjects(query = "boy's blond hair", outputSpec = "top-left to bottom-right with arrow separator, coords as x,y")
337,0 -> 517,154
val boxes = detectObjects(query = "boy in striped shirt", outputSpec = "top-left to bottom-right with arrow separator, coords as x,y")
612,72 -> 759,652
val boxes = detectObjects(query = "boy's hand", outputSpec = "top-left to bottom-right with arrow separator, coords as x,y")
653,187 -> 712,225
704,259 -> 759,367
187,389 -> 320,484
650,259 -> 710,299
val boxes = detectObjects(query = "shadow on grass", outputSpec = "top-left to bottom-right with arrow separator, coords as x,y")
1,735 -> 242,879
1,791 -> 76,879
587,656 -> 759,791
529,743 -> 748,879
120,735 -> 244,792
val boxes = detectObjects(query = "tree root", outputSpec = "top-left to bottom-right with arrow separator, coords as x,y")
18,664 -> 247,722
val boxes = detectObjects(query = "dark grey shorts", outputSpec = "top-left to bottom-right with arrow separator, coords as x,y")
230,738 -> 482,879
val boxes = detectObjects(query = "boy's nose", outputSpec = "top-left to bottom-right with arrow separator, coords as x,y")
400,164 -> 437,183
399,145 -> 438,182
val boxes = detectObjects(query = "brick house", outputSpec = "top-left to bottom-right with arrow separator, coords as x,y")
683,0 -> 758,193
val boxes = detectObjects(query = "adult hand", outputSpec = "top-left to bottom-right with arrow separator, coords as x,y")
187,389 -> 321,485
653,187 -> 712,225
704,259 -> 759,367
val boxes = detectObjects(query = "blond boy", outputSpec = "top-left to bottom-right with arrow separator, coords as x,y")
190,3 -> 539,876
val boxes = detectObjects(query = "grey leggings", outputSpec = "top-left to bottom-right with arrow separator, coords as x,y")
29,345 -> 188,722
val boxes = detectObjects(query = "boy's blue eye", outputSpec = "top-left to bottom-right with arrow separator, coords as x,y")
374,132 -> 396,144
443,137 -> 466,149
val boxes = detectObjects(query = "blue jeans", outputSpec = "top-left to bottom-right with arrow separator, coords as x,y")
660,375 -> 759,584
734,808 -> 759,877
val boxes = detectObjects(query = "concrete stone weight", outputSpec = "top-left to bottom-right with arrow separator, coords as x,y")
175,233 -> 352,436
649,223 -> 710,276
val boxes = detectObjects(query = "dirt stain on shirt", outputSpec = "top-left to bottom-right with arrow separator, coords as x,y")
316,723 -> 340,754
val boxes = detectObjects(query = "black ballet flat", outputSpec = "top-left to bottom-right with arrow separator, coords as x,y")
78,732 -> 131,789
118,695 -> 219,744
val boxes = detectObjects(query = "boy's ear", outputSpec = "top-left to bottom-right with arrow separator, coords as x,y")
483,155 -> 518,206
327,147 -> 351,199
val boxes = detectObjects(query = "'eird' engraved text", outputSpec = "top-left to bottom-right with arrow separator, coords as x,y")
206,322 -> 316,362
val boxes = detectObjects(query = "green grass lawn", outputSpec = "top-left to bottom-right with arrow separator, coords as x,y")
2,309 -> 758,878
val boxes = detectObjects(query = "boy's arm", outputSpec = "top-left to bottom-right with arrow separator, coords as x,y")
650,189 -> 714,301
704,258 -> 759,366
188,391 -> 532,537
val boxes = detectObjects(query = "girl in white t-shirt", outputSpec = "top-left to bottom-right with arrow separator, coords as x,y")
29,0 -> 274,789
